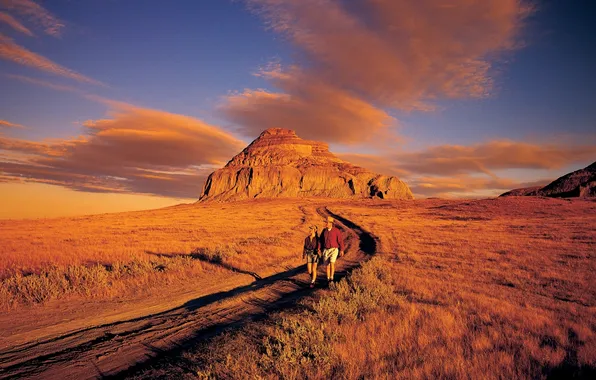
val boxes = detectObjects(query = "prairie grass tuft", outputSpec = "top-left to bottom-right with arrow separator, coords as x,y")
0,255 -> 197,309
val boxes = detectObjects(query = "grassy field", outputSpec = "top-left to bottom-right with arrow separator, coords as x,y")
0,199 -> 323,309
1,196 -> 594,378
129,196 -> 596,379
325,197 -> 596,378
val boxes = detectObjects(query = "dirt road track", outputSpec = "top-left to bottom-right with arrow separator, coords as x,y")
0,206 -> 379,380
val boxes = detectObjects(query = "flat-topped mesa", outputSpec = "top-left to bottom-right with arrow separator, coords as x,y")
225,128 -> 338,167
200,128 -> 414,201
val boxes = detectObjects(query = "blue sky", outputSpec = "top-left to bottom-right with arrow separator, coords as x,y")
0,0 -> 595,217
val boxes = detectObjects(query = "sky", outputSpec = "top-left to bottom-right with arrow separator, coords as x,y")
1,0 -> 595,218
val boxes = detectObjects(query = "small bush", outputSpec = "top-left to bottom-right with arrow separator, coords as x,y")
259,314 -> 333,377
64,264 -> 109,296
313,257 -> 397,324
192,245 -> 238,264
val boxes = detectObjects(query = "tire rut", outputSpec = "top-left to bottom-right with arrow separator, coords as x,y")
0,206 -> 379,380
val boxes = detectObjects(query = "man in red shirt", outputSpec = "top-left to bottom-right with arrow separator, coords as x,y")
319,216 -> 345,285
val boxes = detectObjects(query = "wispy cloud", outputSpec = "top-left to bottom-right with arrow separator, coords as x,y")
0,120 -> 27,129
339,139 -> 596,198
0,11 -> 34,36
5,73 -> 83,93
0,104 -> 246,198
0,0 -> 63,37
247,0 -> 531,106
394,140 -> 596,177
223,0 -> 532,142
407,175 -> 551,199
0,34 -> 104,86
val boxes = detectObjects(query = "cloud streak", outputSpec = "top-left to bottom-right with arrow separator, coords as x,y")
5,73 -> 84,93
0,0 -> 63,37
0,120 -> 27,129
407,175 -> 551,199
0,104 -> 246,198
394,141 -> 596,177
0,34 -> 104,86
0,11 -> 34,36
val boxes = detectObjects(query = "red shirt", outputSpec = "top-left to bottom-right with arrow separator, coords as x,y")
320,226 -> 345,251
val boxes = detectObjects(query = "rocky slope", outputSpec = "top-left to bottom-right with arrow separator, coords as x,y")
499,186 -> 542,197
500,161 -> 596,198
199,128 -> 413,201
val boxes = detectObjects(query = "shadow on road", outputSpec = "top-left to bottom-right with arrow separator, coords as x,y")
104,209 -> 381,378
324,208 -> 378,255
3,208 -> 380,380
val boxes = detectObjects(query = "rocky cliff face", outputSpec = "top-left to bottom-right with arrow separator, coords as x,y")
199,128 -> 413,201
500,161 -> 596,198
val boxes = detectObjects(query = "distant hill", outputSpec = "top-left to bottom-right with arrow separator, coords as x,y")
199,128 -> 413,201
500,161 -> 596,198
499,186 -> 543,197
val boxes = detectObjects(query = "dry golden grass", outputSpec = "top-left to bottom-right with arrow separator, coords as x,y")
2,196 -> 594,378
323,197 -> 596,378
129,196 -> 596,379
0,199 -> 324,309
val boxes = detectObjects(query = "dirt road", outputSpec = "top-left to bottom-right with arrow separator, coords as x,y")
0,207 -> 378,379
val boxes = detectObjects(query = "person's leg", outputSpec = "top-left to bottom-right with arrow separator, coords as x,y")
322,249 -> 331,281
329,248 -> 338,281
326,262 -> 331,281
311,262 -> 318,283
307,261 -> 313,275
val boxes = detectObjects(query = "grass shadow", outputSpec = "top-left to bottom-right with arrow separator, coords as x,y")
145,250 -> 262,280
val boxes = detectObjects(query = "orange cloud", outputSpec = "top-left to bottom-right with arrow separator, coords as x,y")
395,141 -> 596,177
339,139 -> 596,198
0,120 -> 27,129
0,0 -> 63,37
0,11 -> 33,36
226,0 -> 531,143
336,152 -> 409,178
221,67 -> 393,143
247,0 -> 530,108
5,73 -> 83,93
408,175 -> 551,199
0,34 -> 104,85
0,105 -> 245,198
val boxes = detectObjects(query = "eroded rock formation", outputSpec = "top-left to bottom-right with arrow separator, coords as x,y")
199,128 -> 413,201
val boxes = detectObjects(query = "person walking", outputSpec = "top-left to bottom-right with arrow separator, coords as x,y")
320,216 -> 345,286
302,225 -> 320,288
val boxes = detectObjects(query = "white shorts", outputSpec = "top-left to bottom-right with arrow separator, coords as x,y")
322,248 -> 339,264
